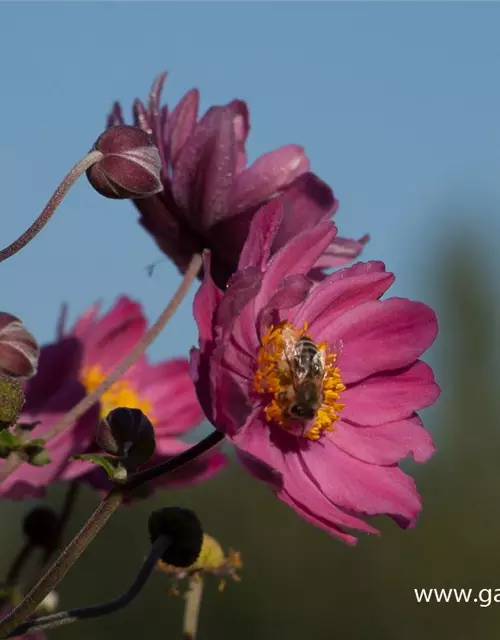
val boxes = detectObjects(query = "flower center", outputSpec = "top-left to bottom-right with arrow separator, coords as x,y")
253,321 -> 345,440
81,364 -> 154,423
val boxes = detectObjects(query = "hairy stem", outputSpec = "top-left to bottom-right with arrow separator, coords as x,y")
0,150 -> 103,263
0,253 -> 203,485
0,428 -> 224,636
6,535 -> 170,637
182,577 -> 204,640
0,491 -> 122,637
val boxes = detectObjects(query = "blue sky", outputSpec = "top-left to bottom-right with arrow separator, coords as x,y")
0,2 -> 498,366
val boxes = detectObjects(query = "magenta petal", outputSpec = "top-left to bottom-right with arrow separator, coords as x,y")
270,173 -> 338,252
172,106 -> 236,228
297,261 -> 395,332
237,197 -> 283,270
321,298 -> 439,384
193,252 -> 222,344
341,361 -> 441,425
313,235 -> 370,270
302,440 -> 423,527
74,296 -> 147,372
168,88 -> 200,166
229,145 -> 310,214
216,266 -> 262,336
279,490 -> 359,544
236,447 -> 282,491
332,416 -> 435,465
228,99 -> 250,173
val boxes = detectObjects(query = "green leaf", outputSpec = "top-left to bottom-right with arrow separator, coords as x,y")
28,450 -> 52,467
71,454 -> 120,480
0,430 -> 19,448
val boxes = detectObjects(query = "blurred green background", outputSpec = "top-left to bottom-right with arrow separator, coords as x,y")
1,219 -> 499,640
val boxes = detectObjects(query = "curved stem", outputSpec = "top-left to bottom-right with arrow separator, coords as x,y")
125,429 -> 225,492
0,428 -> 224,637
182,577 -> 204,640
0,150 -> 103,263
0,253 -> 203,486
6,535 -> 170,637
0,491 -> 122,638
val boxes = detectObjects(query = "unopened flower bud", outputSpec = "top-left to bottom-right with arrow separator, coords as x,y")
0,376 -> 24,430
148,507 -> 203,568
0,313 -> 39,379
87,125 -> 163,199
23,507 -> 60,551
96,407 -> 155,471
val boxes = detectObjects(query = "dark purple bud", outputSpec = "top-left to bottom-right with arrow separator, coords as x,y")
0,313 -> 39,379
87,125 -> 163,200
148,507 -> 203,567
0,375 -> 24,430
96,407 -> 155,470
23,507 -> 60,551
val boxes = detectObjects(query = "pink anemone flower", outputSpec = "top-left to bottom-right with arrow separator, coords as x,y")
191,199 -> 440,544
0,297 -> 225,500
108,72 -> 367,287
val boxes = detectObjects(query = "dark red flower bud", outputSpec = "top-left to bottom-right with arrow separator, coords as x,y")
87,125 -> 163,200
96,407 -> 155,470
148,507 -> 203,567
0,313 -> 39,379
0,375 -> 24,430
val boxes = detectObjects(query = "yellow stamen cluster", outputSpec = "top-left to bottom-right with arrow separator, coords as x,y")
253,321 -> 345,440
158,534 -> 242,594
81,364 -> 154,423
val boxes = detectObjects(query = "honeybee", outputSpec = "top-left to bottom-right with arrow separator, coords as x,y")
278,333 -> 326,421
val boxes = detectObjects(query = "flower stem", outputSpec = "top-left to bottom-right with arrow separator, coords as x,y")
0,428 -> 223,637
182,577 -> 204,640
0,491 -> 122,638
5,535 -> 170,637
0,253 -> 203,485
124,429 -> 225,492
0,150 -> 103,263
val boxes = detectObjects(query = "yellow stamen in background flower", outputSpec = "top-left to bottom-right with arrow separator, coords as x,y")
158,534 -> 242,595
253,321 -> 345,440
81,364 -> 154,423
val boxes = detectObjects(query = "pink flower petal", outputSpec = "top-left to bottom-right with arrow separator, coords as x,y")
341,361 -> 440,425
319,298 -> 438,384
228,99 -> 250,173
193,252 -> 223,345
332,415 -> 435,465
168,88 -> 200,166
172,106 -> 236,228
302,439 -> 423,527
279,490 -> 359,544
313,234 -> 370,270
229,145 -> 310,214
296,261 -> 395,332
255,221 -> 337,313
237,197 -> 283,270
73,297 -> 147,372
270,173 -> 338,252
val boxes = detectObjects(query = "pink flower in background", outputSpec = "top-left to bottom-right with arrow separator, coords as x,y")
191,201 -> 440,543
0,297 -> 225,500
109,72 -> 367,287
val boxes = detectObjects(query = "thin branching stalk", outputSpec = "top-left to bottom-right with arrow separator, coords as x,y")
0,428 -> 224,637
6,535 -> 170,637
0,253 -> 203,485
